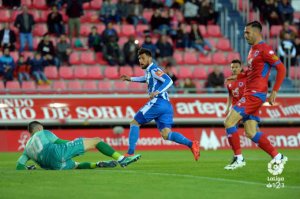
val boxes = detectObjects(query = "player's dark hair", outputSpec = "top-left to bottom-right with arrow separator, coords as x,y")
246,21 -> 262,32
138,48 -> 152,57
28,121 -> 43,133
231,59 -> 241,66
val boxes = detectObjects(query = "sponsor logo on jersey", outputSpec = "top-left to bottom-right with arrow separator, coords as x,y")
155,70 -> 164,77
254,50 -> 260,57
272,55 -> 279,61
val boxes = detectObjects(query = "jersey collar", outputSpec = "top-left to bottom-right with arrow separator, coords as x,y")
146,62 -> 154,72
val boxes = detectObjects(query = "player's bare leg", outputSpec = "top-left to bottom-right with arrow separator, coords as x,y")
161,127 -> 200,161
224,109 -> 245,170
244,120 -> 288,168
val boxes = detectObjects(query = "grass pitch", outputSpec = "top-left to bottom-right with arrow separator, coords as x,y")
0,149 -> 299,199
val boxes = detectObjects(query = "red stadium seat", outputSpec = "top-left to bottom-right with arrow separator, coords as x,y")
121,25 -> 135,37
195,81 -> 205,93
98,80 -> 112,93
6,81 -> 21,92
174,51 -> 184,65
177,67 -> 193,79
119,66 -> 133,77
134,67 -> 144,76
11,11 -> 21,22
113,24 -> 121,34
11,51 -> 18,62
67,80 -> 82,93
118,37 -> 129,47
32,0 -> 48,10
44,66 -> 59,79
74,67 -> 88,79
59,67 -> 74,79
21,0 -> 32,7
104,67 -> 119,79
80,24 -> 92,36
136,24 -> 149,35
82,80 -> 98,92
0,10 -> 11,22
37,84 -> 52,93
207,25 -> 222,37
90,0 -> 102,9
227,52 -> 241,61
212,52 -> 228,65
21,81 -> 36,93
113,81 -> 128,93
29,10 -> 40,22
192,67 -> 208,80
81,51 -> 96,65
224,67 -> 232,78
0,81 -> 4,92
52,81 -> 67,91
183,52 -> 199,65
199,25 -> 207,37
216,38 -> 232,51
87,66 -> 104,79
70,52 -> 81,65
290,66 -> 300,80
270,25 -> 282,37
143,9 -> 153,21
33,24 -> 48,36
129,82 -> 145,93
83,2 -> 91,9
199,54 -> 212,65
39,10 -> 52,23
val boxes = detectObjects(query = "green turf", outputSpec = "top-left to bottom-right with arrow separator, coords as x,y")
0,149 -> 299,199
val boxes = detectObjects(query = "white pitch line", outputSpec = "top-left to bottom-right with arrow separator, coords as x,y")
97,170 -> 300,190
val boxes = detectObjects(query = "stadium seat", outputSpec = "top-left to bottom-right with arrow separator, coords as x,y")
134,67 -> 144,76
0,10 -> 11,22
69,52 -> 81,65
192,67 -> 208,80
177,67 -> 193,79
90,0 -> 102,9
136,24 -> 149,35
33,24 -> 48,36
87,66 -> 104,79
67,80 -> 82,93
104,67 -> 119,79
174,51 -> 184,65
10,51 -> 18,62
98,80 -> 112,93
82,80 -> 98,92
81,52 -> 96,65
21,0 -> 32,7
216,38 -> 232,51
21,81 -> 36,93
11,10 -> 21,22
143,9 -> 153,21
44,66 -> 59,79
223,67 -> 232,77
121,25 -> 136,37
74,67 -> 88,79
6,81 -> 21,92
207,25 -> 222,37
199,25 -> 207,37
270,25 -> 282,37
80,24 -> 92,36
212,52 -> 228,65
118,37 -> 129,47
113,81 -> 128,93
39,10 -> 52,23
59,67 -> 74,79
32,0 -> 48,9
37,84 -> 52,93
95,53 -> 108,65
195,81 -> 205,93
290,66 -> 300,80
52,81 -> 67,92
129,82 -> 145,93
29,10 -> 40,22
183,52 -> 199,65
113,24 -> 121,34
0,81 -> 4,92
227,52 -> 241,61
198,54 -> 212,65
119,66 -> 133,77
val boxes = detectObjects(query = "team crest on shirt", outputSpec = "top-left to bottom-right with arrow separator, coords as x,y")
155,70 -> 164,77
238,82 -> 244,87
272,55 -> 279,61
254,50 -> 260,57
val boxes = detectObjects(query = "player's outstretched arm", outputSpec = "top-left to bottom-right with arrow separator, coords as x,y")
16,153 -> 30,170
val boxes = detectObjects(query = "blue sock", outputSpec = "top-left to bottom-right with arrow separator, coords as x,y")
127,124 -> 140,154
167,132 -> 193,148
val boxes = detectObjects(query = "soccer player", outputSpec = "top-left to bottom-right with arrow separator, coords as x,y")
225,21 -> 288,170
16,121 -> 141,170
224,59 -> 247,170
120,48 -> 200,161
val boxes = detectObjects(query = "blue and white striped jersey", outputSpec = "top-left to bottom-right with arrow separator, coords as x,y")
131,63 -> 173,101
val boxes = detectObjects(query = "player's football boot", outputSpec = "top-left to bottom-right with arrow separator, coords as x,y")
269,154 -> 288,166
224,157 -> 246,170
96,160 -> 118,168
190,140 -> 200,161
118,154 -> 141,167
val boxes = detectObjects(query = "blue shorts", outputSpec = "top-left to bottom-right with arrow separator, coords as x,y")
49,138 -> 85,170
134,98 -> 174,131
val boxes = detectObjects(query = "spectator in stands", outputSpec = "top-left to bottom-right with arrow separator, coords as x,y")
189,23 -> 215,55
295,37 -> 300,65
14,5 -> 35,53
278,32 -> 297,70
28,52 -> 51,85
183,0 -> 200,24
56,34 -> 72,66
280,21 -> 297,40
156,34 -> 176,66
62,0 -> 91,46
99,0 -> 120,25
150,9 -> 172,34
171,0 -> 185,9
103,36 -> 124,66
182,78 -> 196,94
175,22 -> 189,49
278,0 -> 294,24
116,0 -> 129,22
205,66 -> 225,93
47,5 -> 65,37
164,63 -> 178,93
3,0 -> 20,9
102,22 -> 119,44
0,23 -> 17,51
37,33 -> 60,69
47,0 -> 64,9
88,26 -> 103,52
16,54 -> 30,85
123,35 -> 139,67
198,0 -> 218,25
127,0 -> 148,28
262,0 -> 281,26
141,35 -> 157,58
0,48 -> 15,85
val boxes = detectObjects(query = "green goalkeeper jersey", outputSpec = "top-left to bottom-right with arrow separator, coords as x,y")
17,130 -> 59,169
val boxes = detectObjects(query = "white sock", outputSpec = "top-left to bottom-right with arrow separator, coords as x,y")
118,156 -> 124,162
235,154 -> 244,161
274,153 -> 282,161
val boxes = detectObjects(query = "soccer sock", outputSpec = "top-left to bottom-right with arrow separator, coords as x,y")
251,132 -> 278,158
167,132 -> 193,148
96,141 -> 122,159
127,124 -> 140,155
226,126 -> 242,156
77,162 -> 96,169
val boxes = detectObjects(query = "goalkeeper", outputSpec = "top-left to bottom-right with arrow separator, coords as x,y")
16,121 -> 141,170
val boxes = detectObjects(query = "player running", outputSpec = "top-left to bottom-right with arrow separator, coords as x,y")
121,48 -> 200,161
224,59 -> 247,170
16,121 -> 141,170
225,21 -> 288,170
